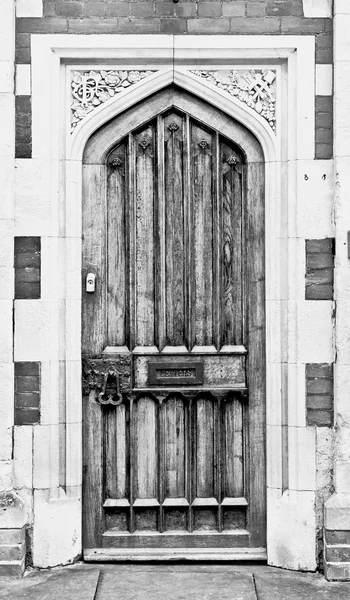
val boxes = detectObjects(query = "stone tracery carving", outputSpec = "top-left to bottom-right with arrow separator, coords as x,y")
71,69 -> 155,131
190,69 -> 277,132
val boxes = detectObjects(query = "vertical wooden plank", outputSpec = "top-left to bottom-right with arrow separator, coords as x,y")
246,162 -> 266,546
220,142 -> 243,347
105,404 -> 128,500
195,396 -> 214,498
128,134 -> 136,350
133,396 -> 158,499
164,113 -> 185,347
164,395 -> 185,498
191,124 -> 214,347
184,115 -> 192,350
106,144 -> 127,347
135,125 -> 156,347
82,164 -> 106,355
223,397 -> 244,498
157,116 -> 166,351
82,391 -> 103,547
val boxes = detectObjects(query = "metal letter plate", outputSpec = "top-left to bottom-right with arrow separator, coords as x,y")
148,361 -> 204,386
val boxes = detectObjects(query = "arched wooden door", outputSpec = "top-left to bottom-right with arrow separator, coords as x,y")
82,87 -> 266,560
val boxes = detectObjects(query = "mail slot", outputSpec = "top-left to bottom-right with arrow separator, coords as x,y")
148,361 -> 204,386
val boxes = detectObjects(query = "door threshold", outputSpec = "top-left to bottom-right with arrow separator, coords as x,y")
84,547 -> 267,562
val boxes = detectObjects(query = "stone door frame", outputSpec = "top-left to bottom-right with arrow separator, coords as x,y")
28,33 -> 318,569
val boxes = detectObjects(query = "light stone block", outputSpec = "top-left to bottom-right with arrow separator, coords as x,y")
0,429 -> 13,462
33,425 -> 60,490
334,301 -> 350,365
15,159 -> 55,235
65,299 -> 81,361
266,362 -> 282,426
32,489 -> 81,568
335,0 -> 350,14
65,422 -> 82,489
40,237 -> 59,300
334,364 -> 350,419
316,65 -> 333,97
0,267 -> 14,300
14,426 -> 33,489
0,490 -> 26,529
334,15 -> 350,63
335,462 -> 350,494
297,160 -> 334,238
65,360 -> 82,425
0,157 -> 14,220
0,93 -> 15,156
288,426 -> 316,491
267,489 -> 316,571
0,61 -> 14,94
15,486 -> 34,525
0,220 -> 13,269
266,425 -> 282,489
15,65 -> 31,96
334,65 -> 350,157
0,1 -> 15,63
336,424 -> 350,461
0,460 -> 14,493
14,300 -> 61,362
16,0 -> 43,18
287,363 -> 306,427
325,493 -> 350,529
302,0 -> 332,17
40,361 -> 60,426
0,300 -> 13,364
294,301 -> 334,364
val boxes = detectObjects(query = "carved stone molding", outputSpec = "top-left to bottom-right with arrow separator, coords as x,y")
190,69 -> 277,133
71,69 -> 155,131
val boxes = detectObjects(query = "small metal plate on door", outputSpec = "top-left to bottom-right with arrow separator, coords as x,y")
148,361 -> 204,386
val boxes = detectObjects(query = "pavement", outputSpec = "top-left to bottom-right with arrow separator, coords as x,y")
1,563 -> 350,599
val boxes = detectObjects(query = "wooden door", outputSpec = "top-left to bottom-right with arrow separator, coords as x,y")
82,88 -> 266,560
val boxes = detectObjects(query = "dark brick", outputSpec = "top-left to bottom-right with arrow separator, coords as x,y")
291,1 -> 303,17
306,252 -> 334,270
198,3 -> 222,18
175,3 -> 197,18
306,239 -> 333,254
105,3 -> 129,17
306,363 -> 333,378
14,407 -> 40,426
305,283 -> 333,300
82,2 -> 106,17
316,95 -> 333,112
307,378 -> 333,395
316,143 -> 333,160
316,128 -> 333,145
155,2 -> 176,17
16,17 -> 69,33
55,2 -> 83,17
68,18 -> 119,32
15,362 -> 39,377
267,2 -> 291,17
325,530 -> 350,545
15,281 -> 40,299
316,112 -> 333,129
15,96 -> 32,159
15,267 -> 40,284
130,3 -> 154,17
316,32 -> 333,49
15,392 -> 40,408
160,18 -> 186,34
187,18 -> 230,33
230,17 -> 280,33
14,251 -> 40,269
222,3 -> 246,17
43,3 -> 56,17
117,18 -> 160,32
16,47 -> 31,64
306,268 -> 333,286
246,2 -> 266,17
307,395 -> 333,410
16,376 -> 40,393
281,17 -> 326,34
307,409 -> 333,427
326,546 -> 350,563
316,48 -> 333,64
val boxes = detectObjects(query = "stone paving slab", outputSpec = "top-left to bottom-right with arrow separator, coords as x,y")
95,569 -> 257,600
254,569 -> 350,600
0,567 -> 100,599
